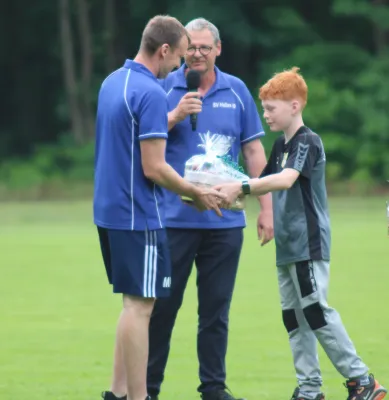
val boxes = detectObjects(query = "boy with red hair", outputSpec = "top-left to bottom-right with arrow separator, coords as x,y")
215,67 -> 386,400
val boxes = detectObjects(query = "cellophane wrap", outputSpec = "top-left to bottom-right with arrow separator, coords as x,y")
181,132 -> 249,210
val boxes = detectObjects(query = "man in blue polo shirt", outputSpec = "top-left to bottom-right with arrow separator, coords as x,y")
147,18 -> 274,400
94,16 -> 225,400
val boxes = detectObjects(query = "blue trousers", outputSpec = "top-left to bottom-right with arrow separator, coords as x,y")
147,227 -> 244,394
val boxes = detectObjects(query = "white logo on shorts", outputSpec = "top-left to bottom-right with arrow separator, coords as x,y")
162,277 -> 171,288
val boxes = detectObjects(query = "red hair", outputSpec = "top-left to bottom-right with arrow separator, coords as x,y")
259,67 -> 308,108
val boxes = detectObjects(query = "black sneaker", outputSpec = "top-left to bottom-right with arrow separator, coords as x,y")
101,392 -> 126,400
290,387 -> 325,400
345,374 -> 387,400
200,389 -> 245,400
149,396 -> 159,400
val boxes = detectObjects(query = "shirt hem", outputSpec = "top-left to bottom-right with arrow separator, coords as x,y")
165,221 -> 246,229
94,219 -> 165,231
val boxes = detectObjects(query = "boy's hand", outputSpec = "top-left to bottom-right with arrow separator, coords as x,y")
213,182 -> 242,209
191,186 -> 226,217
257,209 -> 274,246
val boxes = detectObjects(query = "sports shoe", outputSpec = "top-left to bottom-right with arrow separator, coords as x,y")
101,392 -> 126,400
149,396 -> 158,400
200,389 -> 245,400
345,374 -> 387,400
290,387 -> 325,400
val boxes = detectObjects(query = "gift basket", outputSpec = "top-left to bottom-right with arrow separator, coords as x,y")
181,132 -> 249,210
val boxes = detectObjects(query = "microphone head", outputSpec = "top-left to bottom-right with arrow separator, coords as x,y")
186,69 -> 201,91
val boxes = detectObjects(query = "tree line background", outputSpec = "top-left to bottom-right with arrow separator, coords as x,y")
1,0 -> 388,199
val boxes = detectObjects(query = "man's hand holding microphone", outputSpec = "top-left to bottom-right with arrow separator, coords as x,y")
169,70 -> 202,130
170,92 -> 202,127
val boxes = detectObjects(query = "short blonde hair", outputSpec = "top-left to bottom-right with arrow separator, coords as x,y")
259,67 -> 308,108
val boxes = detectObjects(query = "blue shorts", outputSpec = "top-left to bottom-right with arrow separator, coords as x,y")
97,227 -> 171,298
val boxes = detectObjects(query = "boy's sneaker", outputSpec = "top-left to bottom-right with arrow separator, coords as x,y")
200,389 -> 245,400
290,387 -> 325,400
345,374 -> 387,400
101,392 -> 126,400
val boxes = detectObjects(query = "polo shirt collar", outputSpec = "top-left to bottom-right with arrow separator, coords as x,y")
123,59 -> 157,82
171,64 -> 230,92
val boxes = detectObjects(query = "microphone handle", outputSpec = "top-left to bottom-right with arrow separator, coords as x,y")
188,88 -> 198,132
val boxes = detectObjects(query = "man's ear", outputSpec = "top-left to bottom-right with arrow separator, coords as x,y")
216,40 -> 222,57
160,43 -> 169,59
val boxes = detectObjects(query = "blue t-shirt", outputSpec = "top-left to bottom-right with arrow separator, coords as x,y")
161,65 -> 265,229
94,59 -> 168,231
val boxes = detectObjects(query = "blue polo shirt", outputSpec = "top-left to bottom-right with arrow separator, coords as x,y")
94,59 -> 168,231
161,65 -> 265,229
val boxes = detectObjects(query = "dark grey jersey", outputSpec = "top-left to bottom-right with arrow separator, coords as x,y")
261,126 -> 331,266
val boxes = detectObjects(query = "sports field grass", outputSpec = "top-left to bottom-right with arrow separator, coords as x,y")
0,197 -> 388,399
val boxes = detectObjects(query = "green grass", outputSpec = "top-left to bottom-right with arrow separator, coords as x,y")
0,197 -> 388,399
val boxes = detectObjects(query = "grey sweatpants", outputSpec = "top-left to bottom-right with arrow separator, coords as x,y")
277,260 -> 368,392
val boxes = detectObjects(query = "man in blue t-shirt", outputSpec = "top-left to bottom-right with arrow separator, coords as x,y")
147,18 -> 274,400
94,16 -> 225,400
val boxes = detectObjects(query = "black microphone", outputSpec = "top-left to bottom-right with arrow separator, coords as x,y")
186,69 -> 201,131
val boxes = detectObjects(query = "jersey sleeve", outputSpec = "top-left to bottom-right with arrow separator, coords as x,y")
239,84 -> 265,145
138,89 -> 168,141
284,134 -> 319,178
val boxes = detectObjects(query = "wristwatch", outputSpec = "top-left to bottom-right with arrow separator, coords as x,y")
241,180 -> 251,195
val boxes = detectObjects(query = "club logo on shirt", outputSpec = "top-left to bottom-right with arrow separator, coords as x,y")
213,102 -> 236,109
281,152 -> 288,168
